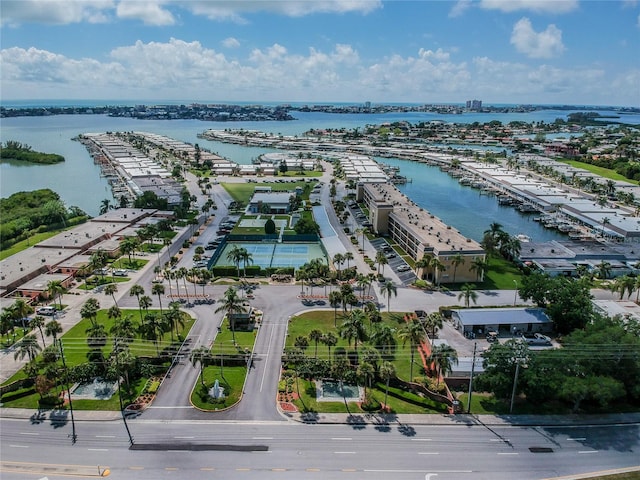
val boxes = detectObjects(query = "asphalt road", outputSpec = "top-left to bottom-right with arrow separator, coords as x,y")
1,416 -> 638,480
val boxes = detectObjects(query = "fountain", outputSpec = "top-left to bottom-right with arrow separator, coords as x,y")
71,378 -> 117,400
208,379 -> 225,400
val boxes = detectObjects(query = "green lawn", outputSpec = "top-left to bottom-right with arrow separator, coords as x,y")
285,310 -> 451,414
559,159 -> 638,185
222,181 -> 312,205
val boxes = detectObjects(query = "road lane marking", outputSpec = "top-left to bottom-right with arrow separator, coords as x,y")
567,437 -> 586,441
332,437 -> 352,440
252,437 -> 273,440
129,466 -> 144,470
9,445 -> 28,448
412,438 -> 433,441
497,452 -> 519,455
418,452 -> 440,455
88,448 -> 108,451
334,451 -> 356,454
579,450 -> 599,454
174,436 -> 194,439
306,468 -> 321,472
200,468 -> 215,471
19,432 -> 39,436
95,435 -> 115,438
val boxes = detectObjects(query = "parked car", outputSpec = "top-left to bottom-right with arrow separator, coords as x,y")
112,269 -> 128,276
397,265 -> 411,272
386,252 -> 397,259
521,332 -> 552,346
36,306 -> 56,316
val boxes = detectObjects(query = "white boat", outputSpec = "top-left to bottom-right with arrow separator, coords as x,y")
516,234 -> 531,243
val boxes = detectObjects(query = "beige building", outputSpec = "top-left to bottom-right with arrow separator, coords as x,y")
358,182 -> 485,284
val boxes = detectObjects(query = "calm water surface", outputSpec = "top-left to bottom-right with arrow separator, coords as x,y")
0,109 -> 625,239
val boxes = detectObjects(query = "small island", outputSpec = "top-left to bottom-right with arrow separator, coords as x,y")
0,141 -> 65,164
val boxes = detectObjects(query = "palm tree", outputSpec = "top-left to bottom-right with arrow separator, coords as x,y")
79,297 -> 100,325
458,283 -> 478,308
344,252 -> 354,270
14,334 -> 42,363
612,275 -> 635,300
357,361 -> 375,398
380,280 -> 397,312
139,295 -> 153,322
470,257 -> 489,282
338,309 -> 368,356
190,346 -> 211,387
451,253 -> 466,283
110,313 -> 137,345
46,280 -> 65,310
596,260 -> 612,280
45,320 -> 63,347
104,283 -> 118,305
152,283 -> 165,316
140,312 -> 164,355
99,198 -> 113,215
85,318 -> 107,348
178,267 -> 189,297
427,344 -> 459,387
328,290 -> 342,327
431,258 -> 446,285
356,274 -> 371,302
163,301 -> 185,341
11,299 -> 33,331
398,319 -> 424,382
380,361 -> 396,409
215,287 -> 246,344
415,255 -> 432,280
308,329 -> 323,358
333,253 -> 345,278
129,284 -> 145,322
226,245 -> 243,277
239,248 -> 253,278
321,332 -> 338,361
424,312 -> 444,340
31,315 -> 47,347
370,323 -> 396,358
119,237 -> 139,266
375,251 -> 388,275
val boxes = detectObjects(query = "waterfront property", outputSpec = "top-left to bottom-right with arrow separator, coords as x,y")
357,182 -> 486,284
214,241 -> 326,270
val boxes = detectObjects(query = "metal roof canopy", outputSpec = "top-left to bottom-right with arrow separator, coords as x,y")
451,307 -> 551,326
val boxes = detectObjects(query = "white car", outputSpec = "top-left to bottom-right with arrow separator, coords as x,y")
397,265 -> 411,272
112,269 -> 128,276
522,332 -> 552,346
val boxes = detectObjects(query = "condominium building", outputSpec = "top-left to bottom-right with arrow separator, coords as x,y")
357,182 -> 486,284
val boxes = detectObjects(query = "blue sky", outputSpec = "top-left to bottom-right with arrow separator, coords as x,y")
1,0 -> 639,106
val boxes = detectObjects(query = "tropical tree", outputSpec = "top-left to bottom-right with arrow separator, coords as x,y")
458,283 -> 479,308
370,323 -> 396,358
89,249 -> 108,280
163,301 -> 185,341
119,237 -> 139,265
45,320 -> 63,347
333,253 -> 345,278
431,258 -> 446,285
152,283 -> 165,316
104,283 -> 118,305
31,315 -> 47,347
596,260 -> 612,280
129,284 -> 145,322
239,248 -> 253,278
338,309 -> 368,356
226,245 -> 243,277
99,198 -> 113,215
308,329 -> 323,358
344,252 -> 354,270
110,313 -> 137,345
380,360 -> 397,409
321,332 -> 338,361
14,334 -> 42,363
451,253 -> 466,283
80,297 -> 100,325
140,312 -> 164,355
356,274 -> 371,302
427,344 -> 459,387
380,280 -> 397,312
10,299 -> 33,330
329,290 -> 344,327
46,280 -> 65,310
375,251 -> 388,275
424,312 -> 444,340
357,361 -> 375,397
139,295 -> 153,323
215,287 -> 246,344
470,257 -> 489,282
190,346 -> 211,387
398,319 -> 424,382
415,256 -> 432,280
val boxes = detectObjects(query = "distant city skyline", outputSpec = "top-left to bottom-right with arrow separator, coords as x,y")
1,0 -> 639,106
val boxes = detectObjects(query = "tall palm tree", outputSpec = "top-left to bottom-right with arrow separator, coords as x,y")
380,280 -> 397,312
46,280 -> 65,310
163,301 -> 185,341
431,258 -> 446,285
45,320 -> 63,347
427,344 -> 459,387
344,252 -> 354,270
152,283 -> 165,316
328,290 -> 342,327
398,319 -> 424,382
140,312 -> 164,355
30,315 -> 47,347
321,332 -> 338,361
11,299 -> 33,331
239,248 -> 253,278
189,346 -> 211,387
415,255 -> 432,280
119,237 -> 139,266
338,309 -> 368,356
333,253 -> 345,279
451,253 -> 466,283
380,360 -> 396,409
178,267 -> 189,297
109,313 -> 137,345
80,297 -> 100,325
369,323 -> 396,358
99,198 -> 113,215
14,334 -> 42,363
375,251 -> 388,275
458,283 -> 478,308
139,295 -> 153,323
308,329 -> 323,358
356,274 -> 371,302
596,260 -> 612,280
215,287 -> 246,344
226,245 -> 243,277
104,283 -> 118,305
357,361 -> 375,398
129,284 -> 145,322
424,312 -> 444,340
470,257 -> 489,282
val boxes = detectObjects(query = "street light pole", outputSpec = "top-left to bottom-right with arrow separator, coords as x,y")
513,280 -> 518,306
509,360 -> 522,414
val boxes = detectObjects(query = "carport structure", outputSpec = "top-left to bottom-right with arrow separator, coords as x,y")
451,307 -> 553,337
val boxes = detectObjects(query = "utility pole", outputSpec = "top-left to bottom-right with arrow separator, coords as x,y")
59,340 -> 77,444
467,342 -> 477,414
509,360 -> 522,414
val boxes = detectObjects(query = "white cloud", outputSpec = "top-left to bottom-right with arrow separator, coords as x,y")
0,0 -> 113,26
480,0 -> 578,14
510,17 -> 565,58
1,38 -> 636,105
222,37 -> 241,49
449,0 -> 472,17
116,1 -> 175,26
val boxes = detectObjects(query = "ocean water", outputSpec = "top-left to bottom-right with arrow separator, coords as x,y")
0,108 -> 631,238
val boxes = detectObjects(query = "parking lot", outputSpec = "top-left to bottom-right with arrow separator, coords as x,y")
369,237 -> 416,286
